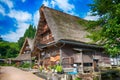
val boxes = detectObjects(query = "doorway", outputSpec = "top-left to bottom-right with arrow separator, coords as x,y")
93,59 -> 99,72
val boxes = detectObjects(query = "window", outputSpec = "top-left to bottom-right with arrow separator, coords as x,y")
83,63 -> 92,66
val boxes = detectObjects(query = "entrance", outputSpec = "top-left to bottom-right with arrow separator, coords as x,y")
93,59 -> 99,72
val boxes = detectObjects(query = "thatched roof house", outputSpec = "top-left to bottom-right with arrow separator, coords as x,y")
15,38 -> 34,61
31,5 -> 110,73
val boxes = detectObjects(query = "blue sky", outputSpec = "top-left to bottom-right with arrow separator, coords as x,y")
0,0 -> 99,42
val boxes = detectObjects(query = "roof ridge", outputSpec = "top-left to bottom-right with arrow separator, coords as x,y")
42,5 -> 85,21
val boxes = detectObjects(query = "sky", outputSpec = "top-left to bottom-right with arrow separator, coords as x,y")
0,0 -> 99,42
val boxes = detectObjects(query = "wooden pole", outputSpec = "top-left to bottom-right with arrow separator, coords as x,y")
81,50 -> 84,73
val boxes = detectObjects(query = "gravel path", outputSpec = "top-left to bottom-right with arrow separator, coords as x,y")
0,66 -> 44,80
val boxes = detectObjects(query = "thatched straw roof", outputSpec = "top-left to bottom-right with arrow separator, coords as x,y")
35,5 -> 91,43
27,38 -> 34,50
15,38 -> 34,61
14,53 -> 31,61
19,38 -> 34,55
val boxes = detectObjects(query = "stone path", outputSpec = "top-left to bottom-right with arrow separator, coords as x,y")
0,66 -> 44,80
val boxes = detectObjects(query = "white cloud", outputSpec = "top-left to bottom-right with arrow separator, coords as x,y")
33,10 -> 40,27
43,0 -> 49,7
43,0 -> 74,12
21,0 -> 26,3
50,0 -> 56,8
53,0 -> 74,12
0,4 -> 5,15
8,9 -> 32,22
0,0 -> 31,42
1,7 -> 32,42
42,0 -> 78,16
2,22 -> 29,42
0,0 -> 13,9
84,12 -> 99,21
3,9 -> 32,42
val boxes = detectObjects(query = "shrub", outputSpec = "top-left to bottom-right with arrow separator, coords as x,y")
101,68 -> 120,80
93,76 -> 99,80
20,62 -> 30,68
74,77 -> 82,80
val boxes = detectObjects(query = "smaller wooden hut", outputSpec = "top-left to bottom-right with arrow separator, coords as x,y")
15,38 -> 34,62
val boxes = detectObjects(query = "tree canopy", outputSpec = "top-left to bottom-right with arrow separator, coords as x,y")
0,35 -> 3,42
89,0 -> 120,56
18,24 -> 36,48
0,40 -> 19,59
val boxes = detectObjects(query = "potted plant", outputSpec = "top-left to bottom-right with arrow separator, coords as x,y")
39,65 -> 43,72
55,64 -> 64,74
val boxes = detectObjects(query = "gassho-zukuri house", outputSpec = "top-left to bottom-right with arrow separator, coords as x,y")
18,5 -> 111,73
15,38 -> 34,62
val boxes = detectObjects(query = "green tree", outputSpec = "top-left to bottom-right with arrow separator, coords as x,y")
0,42 -> 19,59
18,24 -> 36,48
0,35 -> 3,42
18,37 -> 24,49
89,0 -> 120,56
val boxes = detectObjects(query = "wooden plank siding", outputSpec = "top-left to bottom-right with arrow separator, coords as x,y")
39,24 -> 54,44
82,51 -> 93,63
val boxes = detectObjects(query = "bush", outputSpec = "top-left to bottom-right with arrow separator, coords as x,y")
74,77 -> 82,80
20,62 -> 30,68
93,76 -> 99,80
0,62 -> 17,67
49,65 -> 57,70
101,69 -> 120,80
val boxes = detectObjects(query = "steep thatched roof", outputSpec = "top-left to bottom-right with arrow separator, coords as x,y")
14,53 -> 31,61
27,38 -> 34,50
38,5 -> 91,43
19,38 -> 34,55
15,38 -> 34,61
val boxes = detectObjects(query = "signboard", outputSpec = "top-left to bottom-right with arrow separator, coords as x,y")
63,68 -> 74,72
63,68 -> 78,75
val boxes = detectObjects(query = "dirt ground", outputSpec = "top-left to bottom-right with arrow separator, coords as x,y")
0,66 -> 44,80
